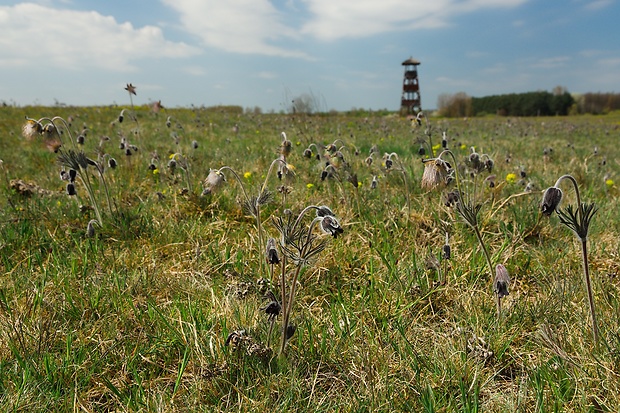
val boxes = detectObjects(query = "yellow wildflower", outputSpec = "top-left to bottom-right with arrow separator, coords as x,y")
506,173 -> 517,183
306,183 -> 314,189
153,168 -> 160,175
244,171 -> 252,179
606,179 -> 614,188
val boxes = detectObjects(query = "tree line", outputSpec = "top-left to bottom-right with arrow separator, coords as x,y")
436,89 -> 620,117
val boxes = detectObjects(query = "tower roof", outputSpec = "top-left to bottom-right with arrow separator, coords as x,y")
402,57 -> 420,65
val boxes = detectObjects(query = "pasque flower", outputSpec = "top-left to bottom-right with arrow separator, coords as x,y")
541,174 -> 599,343
320,215 -> 344,238
541,186 -> 563,216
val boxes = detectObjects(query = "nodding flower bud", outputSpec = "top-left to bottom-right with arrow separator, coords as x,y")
468,152 -> 480,166
418,146 -> 426,156
192,140 -> 199,149
108,158 -> 117,169
320,215 -> 344,238
316,205 -> 335,217
265,238 -> 280,265
371,175 -> 378,189
43,123 -> 56,137
494,264 -> 510,298
485,159 -> 494,173
69,169 -> 77,182
444,190 -> 460,207
86,219 -> 98,238
385,158 -> 393,169
442,244 -> 451,260
77,135 -> 85,145
541,186 -> 563,216
60,170 -> 69,181
66,182 -> 77,196
261,300 -> 281,319
285,324 -> 296,340
125,148 -> 132,156
303,148 -> 312,158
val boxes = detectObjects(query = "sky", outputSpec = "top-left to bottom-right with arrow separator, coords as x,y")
1,0 -> 619,112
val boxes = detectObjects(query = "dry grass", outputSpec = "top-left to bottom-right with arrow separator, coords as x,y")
1,106 -> 620,411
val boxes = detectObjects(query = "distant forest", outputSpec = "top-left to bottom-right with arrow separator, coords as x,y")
436,89 -> 620,117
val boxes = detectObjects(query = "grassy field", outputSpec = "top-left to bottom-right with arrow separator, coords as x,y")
1,104 -> 620,412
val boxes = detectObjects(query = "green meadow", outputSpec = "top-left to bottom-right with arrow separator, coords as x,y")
1,104 -> 620,411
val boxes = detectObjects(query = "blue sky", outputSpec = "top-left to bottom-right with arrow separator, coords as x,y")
1,0 -> 618,111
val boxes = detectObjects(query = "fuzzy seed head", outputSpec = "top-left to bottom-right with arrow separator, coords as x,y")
421,158 -> 450,190
22,120 -> 42,140
202,169 -> 225,195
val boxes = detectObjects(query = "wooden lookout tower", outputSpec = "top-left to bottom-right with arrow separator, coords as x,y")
400,57 -> 421,115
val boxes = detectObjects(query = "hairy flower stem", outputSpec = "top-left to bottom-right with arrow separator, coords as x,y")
554,174 -> 599,343
581,239 -> 599,343
555,174 -> 582,209
78,173 -> 103,225
472,224 -> 495,291
255,204 -> 264,277
400,169 -> 410,218
496,295 -> 502,320
279,263 -> 302,357
278,217 -> 321,357
280,255 -> 288,320
47,116 -> 77,150
94,163 -> 115,217
217,166 -> 264,273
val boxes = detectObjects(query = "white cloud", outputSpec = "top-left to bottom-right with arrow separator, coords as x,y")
0,3 -> 200,71
161,0 -> 311,59
300,0 -> 530,41
597,57 -> 620,67
182,66 -> 208,76
530,56 -> 570,69
583,0 -> 613,11
255,71 -> 278,79
161,0 -> 530,56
